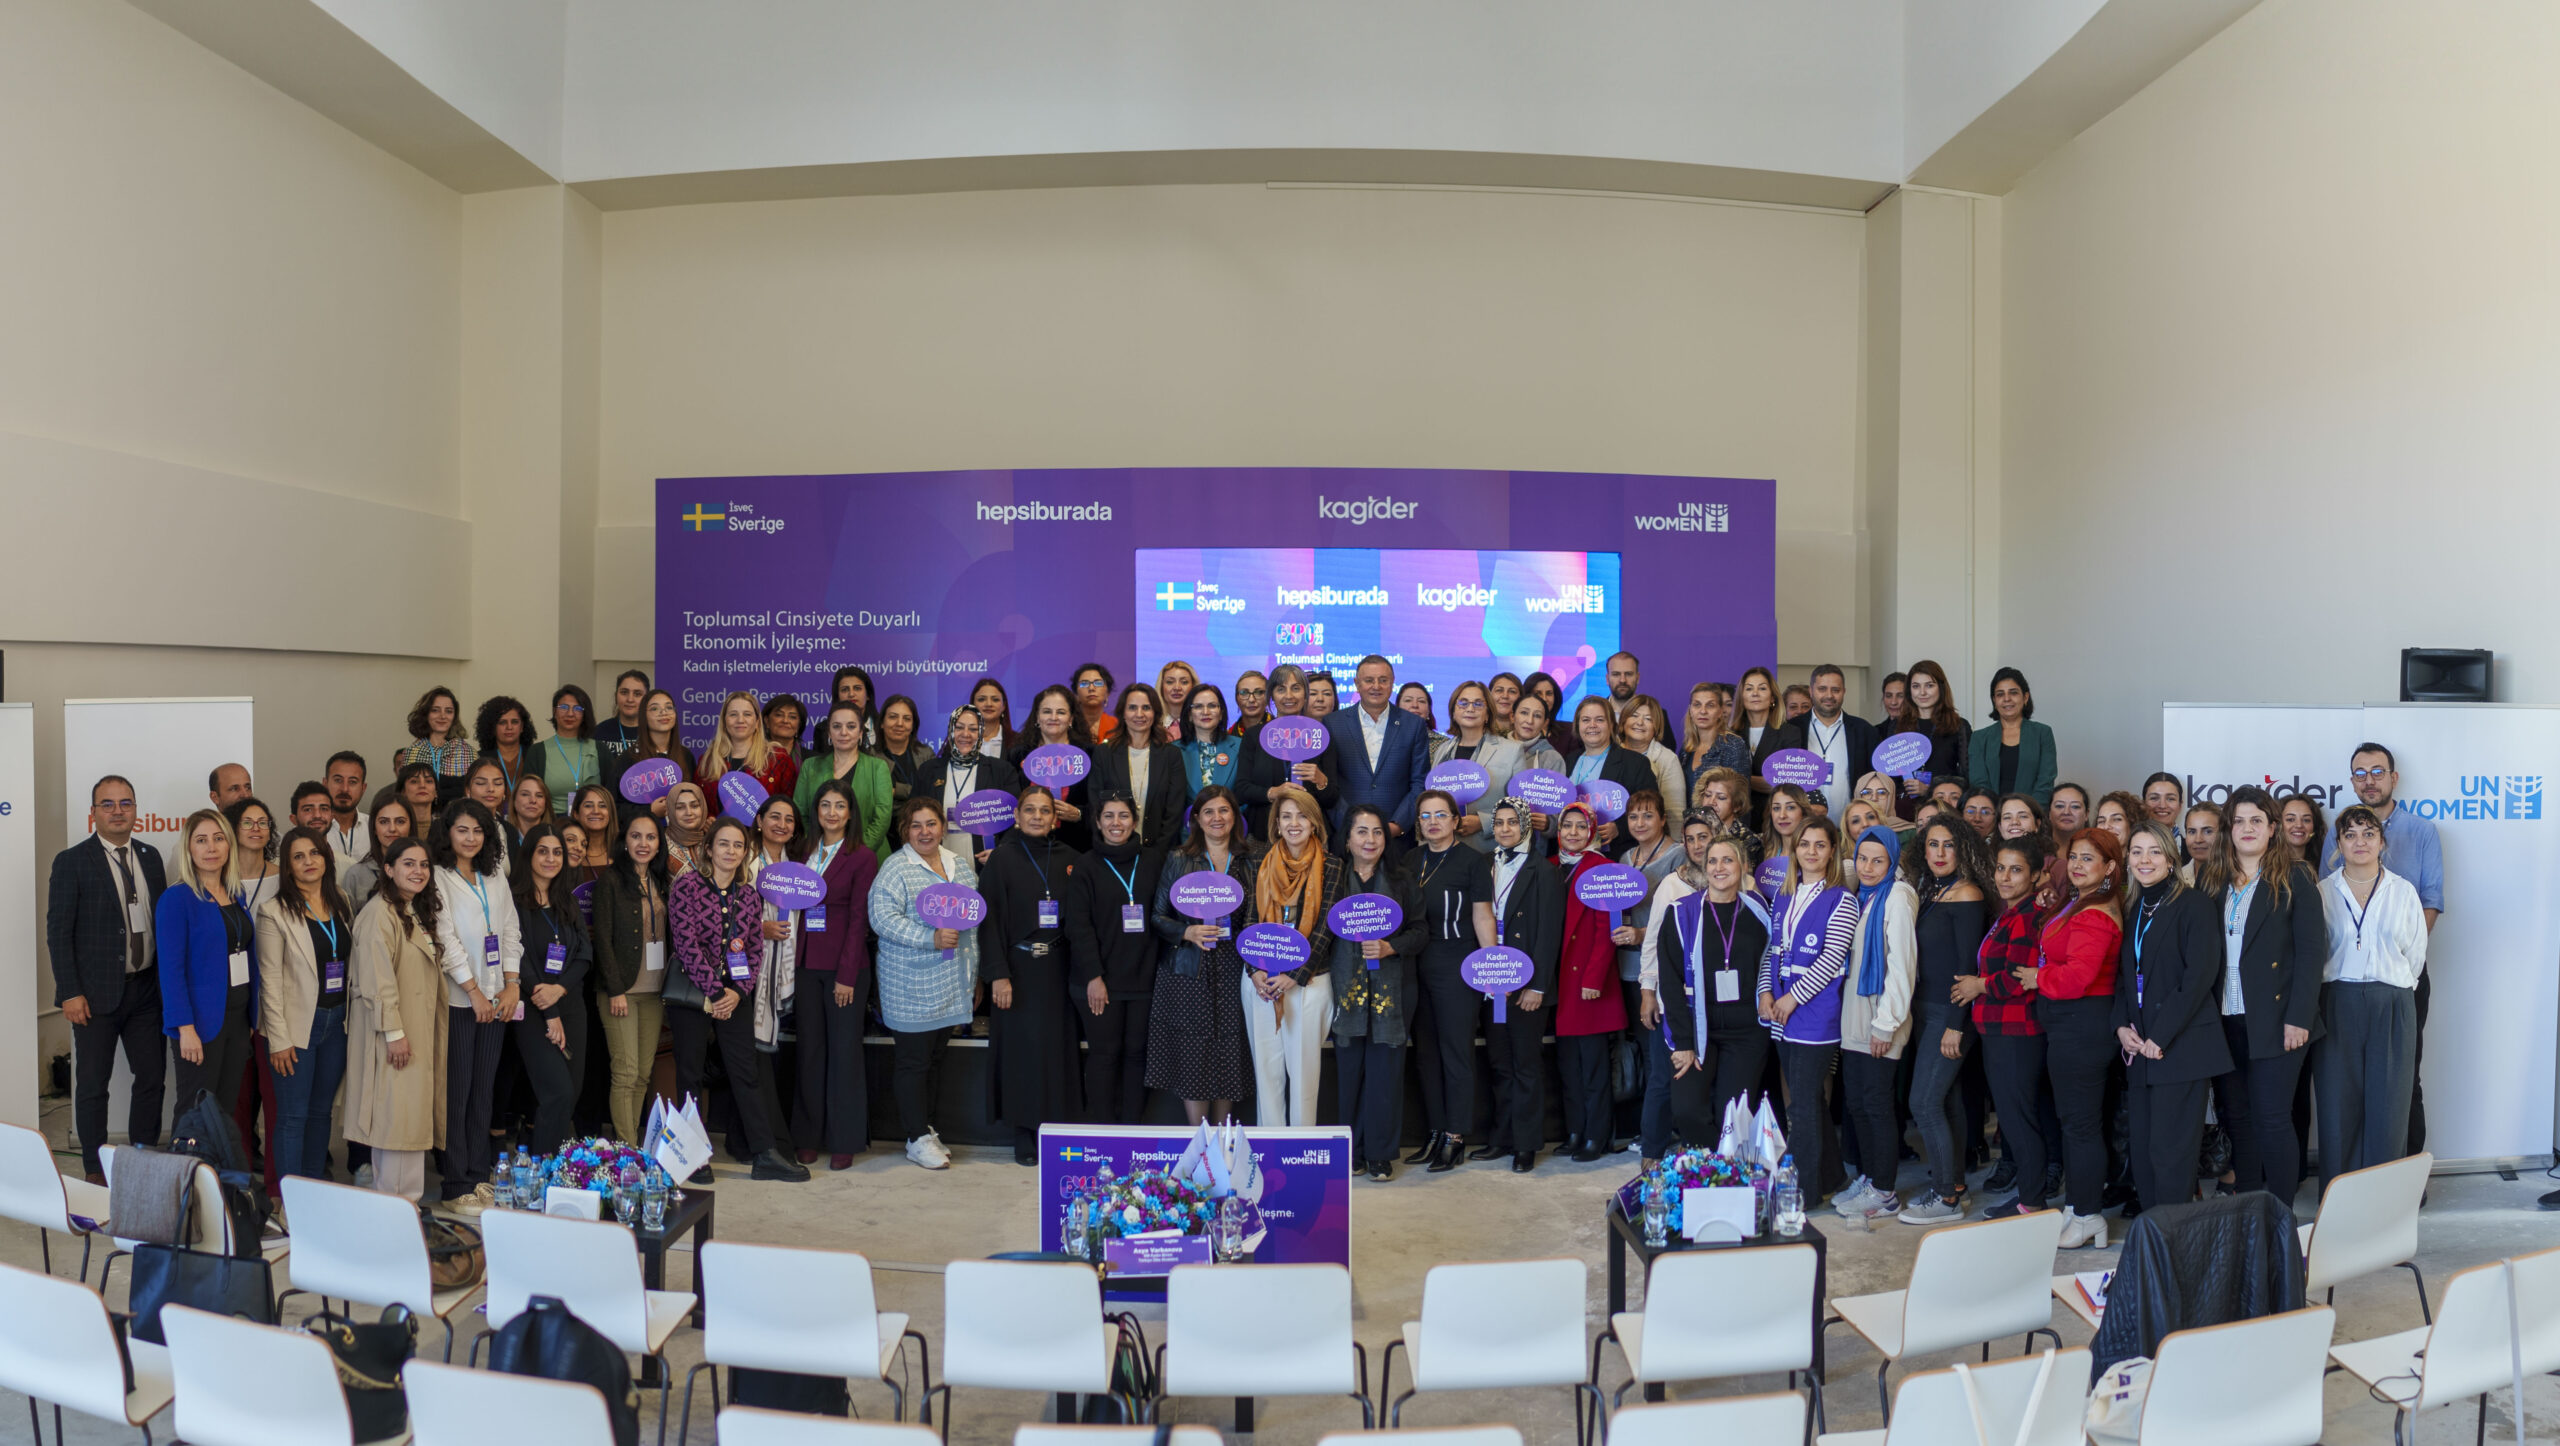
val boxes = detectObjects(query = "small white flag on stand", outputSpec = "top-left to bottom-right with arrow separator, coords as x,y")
652,1093 -> 713,1182
1752,1095 -> 1788,1174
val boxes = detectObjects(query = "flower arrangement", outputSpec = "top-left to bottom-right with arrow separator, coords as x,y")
1089,1168 -> 1219,1238
541,1137 -> 654,1193
1621,1149 -> 1768,1234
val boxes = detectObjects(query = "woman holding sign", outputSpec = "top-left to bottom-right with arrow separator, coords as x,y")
1009,685 -> 1094,849
627,690 -> 696,822
1478,798 -> 1563,1171
1504,693 -> 1568,817
1088,684 -> 1189,852
868,797 -> 983,1169
1147,786 -> 1253,1125
795,701 -> 894,856
1065,793 -> 1161,1124
1895,661 -> 1972,807
1551,804 -> 1628,1162
507,823 -> 591,1157
698,691 -> 799,802
1403,789 -> 1496,1170
980,785 -> 1085,1164
1246,787 -> 1332,1126
792,780 -> 879,1168
914,707 -> 1020,832
1319,803 -> 1427,1179
1236,667 -> 1338,839
669,817 -> 807,1182
1757,817 -> 1857,1198
1177,685 -> 1238,794
1428,680 -> 1522,851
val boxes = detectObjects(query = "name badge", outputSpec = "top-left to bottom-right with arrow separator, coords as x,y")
1121,904 -> 1145,934
643,940 -> 665,973
228,949 -> 250,987
1039,898 -> 1060,929
1715,968 -> 1741,1003
805,904 -> 827,933
545,942 -> 567,975
322,957 -> 346,995
726,949 -> 753,982
483,934 -> 502,967
129,899 -> 150,933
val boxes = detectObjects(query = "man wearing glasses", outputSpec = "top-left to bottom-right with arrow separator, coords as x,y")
47,777 -> 170,1181
2320,743 -> 2442,1160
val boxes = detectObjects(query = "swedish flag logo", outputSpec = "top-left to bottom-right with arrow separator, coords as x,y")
683,504 -> 726,532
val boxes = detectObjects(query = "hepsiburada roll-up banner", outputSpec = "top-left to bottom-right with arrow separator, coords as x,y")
2165,702 -> 2560,1166
655,469 -> 1774,750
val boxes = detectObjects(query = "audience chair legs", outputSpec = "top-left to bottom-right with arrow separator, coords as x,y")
675,1362 -> 722,1446
2328,1262 -> 2432,1324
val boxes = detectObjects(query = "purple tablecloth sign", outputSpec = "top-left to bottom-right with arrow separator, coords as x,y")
1762,748 -> 1832,789
1021,744 -> 1092,790
1511,768 -> 1575,815
1573,862 -> 1652,932
950,788 -> 1019,851
757,861 -> 826,911
716,771 -> 769,822
1462,946 -> 1536,1023
1424,759 -> 1491,806
1326,893 -> 1403,969
1871,731 -> 1934,779
1579,778 -> 1629,823
915,880 -> 986,963
619,757 -> 683,805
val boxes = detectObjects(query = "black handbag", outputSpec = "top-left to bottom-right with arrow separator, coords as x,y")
305,1307 -> 416,1443
1610,1036 -> 1643,1102
127,1239 -> 277,1344
486,1295 -> 640,1446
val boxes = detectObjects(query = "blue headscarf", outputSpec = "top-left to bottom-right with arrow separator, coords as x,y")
1853,824 -> 1902,997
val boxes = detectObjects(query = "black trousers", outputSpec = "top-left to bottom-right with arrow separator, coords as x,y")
1839,1048 -> 1902,1197
172,986 -> 254,1117
509,1005 -> 586,1157
890,1027 -> 950,1143
1980,1033 -> 2050,1208
793,971 -> 872,1154
1075,992 -> 1151,1125
2212,1014 -> 2309,1200
1414,952 -> 1481,1140
441,1007 -> 505,1199
2040,998 -> 2116,1215
2127,1074 -> 2210,1213
1705,1024 -> 1771,1137
668,1005 -> 776,1156
1777,1040 -> 1841,1197
1482,999 -> 1550,1155
73,967 -> 167,1175
1556,1035 -> 1612,1151
2407,970 -> 2431,1155
1335,1036 -> 1405,1165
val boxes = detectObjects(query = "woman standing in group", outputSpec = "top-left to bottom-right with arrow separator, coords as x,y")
161,811 -> 258,1111
1897,661 -> 1973,810
2314,805 -> 2427,1189
1965,836 -> 2052,1216
632,690 -> 698,812
590,812 -> 671,1146
1155,663 -> 1196,744
914,707 -> 1021,832
745,799 -> 808,1142
1067,793 -> 1161,1124
792,781 -> 876,1168
399,687 -> 475,805
2092,792 -> 2141,847
1760,786 -> 1814,889
1522,673 -> 1571,758
1680,683 -> 1751,798
568,785 -> 620,865
699,691 -> 799,802
1653,833 -> 1772,1145
1322,803 -> 1427,1179
1758,817 -> 1857,1197
1693,769 -> 1758,863
1396,683 -> 1444,753
670,816 -> 807,1182
981,785 -> 1084,1164
1304,672 -> 1340,721
346,838 -> 445,1202
1430,680 -> 1522,851
969,679 -> 1016,759
476,696 -> 538,800
1403,790 -> 1494,1171
344,798 -> 415,912
225,797 -> 283,917
1236,665 -> 1338,839
1736,669 -> 1783,757
869,797 -> 982,1170
509,822 -> 591,1157
1966,668 -> 2057,806
1089,684 -> 1188,852
1177,685 -> 1239,798
429,799 -> 517,1213
1071,663 -> 1120,743
1247,787 -> 1331,1127
1009,685 -> 1092,849
1504,693 -> 1568,815
1478,798 -> 1563,1171
2017,827 -> 2125,1248
2048,784 -> 2090,846
1618,698 -> 1686,822
762,694 -> 810,767
396,763 -> 442,829
877,696 -> 934,804
1486,673 -> 1523,735
829,666 -> 881,751
505,776 -> 552,856
1895,819 -> 1991,1225
1961,789 -> 2000,842
1996,794 -> 2049,849
2115,821 -> 2229,1215
1836,826 -> 1917,1220
1230,672 -> 1271,736
536,686 -> 600,816
795,701 -> 895,856
661,782 -> 710,876
2202,786 -> 2326,1200
1148,786 -> 1254,1126
458,759 -> 513,873
2278,796 -> 2329,874
1550,804 -> 1628,1162
1612,790 -> 1681,1162
256,827 -> 353,1182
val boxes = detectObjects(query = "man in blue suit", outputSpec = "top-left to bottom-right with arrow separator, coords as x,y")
1323,655 -> 1431,854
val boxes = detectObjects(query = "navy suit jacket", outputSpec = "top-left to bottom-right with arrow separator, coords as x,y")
1322,704 -> 1431,833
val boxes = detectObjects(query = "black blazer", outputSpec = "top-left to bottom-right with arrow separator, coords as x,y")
46,836 -> 168,1012
912,752 -> 1023,817
1232,727 -> 1343,841
1487,851 -> 1566,996
1086,740 -> 1192,852
2208,863 -> 2327,1059
517,893 -> 593,1024
588,866 -> 667,998
1754,713 -> 1881,793
1561,747 -> 1657,818
1065,846 -> 1163,996
2112,887 -> 2234,1085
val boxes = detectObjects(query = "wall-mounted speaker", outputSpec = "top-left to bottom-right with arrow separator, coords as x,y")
2400,647 -> 2493,703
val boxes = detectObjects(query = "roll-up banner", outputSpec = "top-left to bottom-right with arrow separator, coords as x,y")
0,705 -> 35,1127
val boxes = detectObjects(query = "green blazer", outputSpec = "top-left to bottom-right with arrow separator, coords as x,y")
1965,720 -> 2058,806
793,751 -> 893,856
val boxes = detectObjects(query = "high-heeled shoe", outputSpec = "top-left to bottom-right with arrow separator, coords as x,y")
1404,1131 -> 1444,1166
1428,1138 -> 1462,1173
1467,1141 -> 1506,1162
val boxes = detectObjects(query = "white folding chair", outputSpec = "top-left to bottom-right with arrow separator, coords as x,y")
1158,1263 -> 1371,1430
0,1260 -> 174,1444
1822,1208 -> 2066,1422
2301,1151 -> 2432,1323
2126,1306 -> 2333,1446
96,1147 -> 288,1305
927,1260 -> 1118,1441
1592,1244 -> 1820,1418
160,1303 -> 367,1446
720,1407 -> 941,1444
474,1208 -> 696,1444
1383,1259 -> 1601,1444
1815,1346 -> 2089,1446
679,1241 -> 931,1443
277,1177 -> 482,1358
1609,1391 -> 1808,1446
1015,1428 -> 1226,1445
0,1121 -> 111,1281
2329,1245 -> 2560,1446
1316,1427 -> 1525,1446
408,1357 -> 614,1445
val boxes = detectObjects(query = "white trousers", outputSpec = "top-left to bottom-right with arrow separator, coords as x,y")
1243,971 -> 1334,1126
370,1149 -> 427,1204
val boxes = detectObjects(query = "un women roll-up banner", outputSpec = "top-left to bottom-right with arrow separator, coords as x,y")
655,469 -> 1774,754
2164,702 -> 2560,1166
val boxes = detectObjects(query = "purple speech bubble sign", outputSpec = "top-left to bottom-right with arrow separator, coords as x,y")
716,770 -> 769,822
950,788 -> 1019,847
1754,856 -> 1791,899
1258,716 -> 1330,763
1020,743 -> 1092,790
1168,871 -> 1247,940
1871,731 -> 1933,779
619,757 -> 683,805
1579,778 -> 1629,823
1573,861 -> 1651,932
756,861 -> 826,911
914,880 -> 986,962
1462,945 -> 1537,1023
1424,759 -> 1491,806
1327,893 -> 1403,968
1510,768 -> 1576,815
1762,748 -> 1832,789
1237,922 -> 1312,974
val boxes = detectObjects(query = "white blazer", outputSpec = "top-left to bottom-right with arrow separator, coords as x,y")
431,864 -> 523,1008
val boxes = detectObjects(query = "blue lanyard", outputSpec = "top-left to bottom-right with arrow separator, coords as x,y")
2341,875 -> 2379,950
561,741 -> 586,793
813,839 -> 844,874
1101,856 -> 1139,905
313,913 -> 341,960
467,873 -> 494,934
1015,837 -> 1055,897
2131,900 -> 2161,964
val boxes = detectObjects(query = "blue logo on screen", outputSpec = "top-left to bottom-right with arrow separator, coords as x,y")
2409,774 -> 2544,821
1155,582 -> 1194,610
2507,776 -> 2543,819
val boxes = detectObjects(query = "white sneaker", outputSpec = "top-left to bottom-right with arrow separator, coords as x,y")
2059,1207 -> 2109,1249
907,1131 -> 951,1170
1829,1174 -> 1874,1211
352,1163 -> 373,1189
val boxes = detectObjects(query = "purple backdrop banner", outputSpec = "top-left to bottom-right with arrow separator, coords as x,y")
1037,1125 -> 1353,1277
656,470 -> 1775,747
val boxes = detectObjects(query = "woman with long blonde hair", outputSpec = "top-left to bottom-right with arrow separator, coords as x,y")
696,690 -> 798,801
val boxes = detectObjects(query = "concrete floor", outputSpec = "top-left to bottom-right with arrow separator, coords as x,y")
5,1100 -> 2558,1444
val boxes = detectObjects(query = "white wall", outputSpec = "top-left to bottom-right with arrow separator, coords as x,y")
2001,0 -> 2560,788
1902,0 -> 2107,173
314,0 -> 567,176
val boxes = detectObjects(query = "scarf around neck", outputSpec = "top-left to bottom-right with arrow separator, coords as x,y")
1854,824 -> 1902,997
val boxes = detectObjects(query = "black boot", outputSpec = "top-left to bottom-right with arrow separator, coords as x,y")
1404,1131 -> 1444,1166
1467,1141 -> 1506,1161
1429,1138 -> 1462,1173
751,1149 -> 812,1182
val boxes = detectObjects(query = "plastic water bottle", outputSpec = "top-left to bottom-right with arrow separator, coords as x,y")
513,1149 -> 540,1211
1064,1191 -> 1090,1257
492,1162 -> 516,1211
1774,1154 -> 1805,1238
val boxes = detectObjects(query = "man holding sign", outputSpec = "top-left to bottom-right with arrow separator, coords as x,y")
1752,664 -> 1878,820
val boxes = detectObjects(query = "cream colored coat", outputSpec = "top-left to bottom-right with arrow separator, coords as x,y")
344,895 -> 447,1152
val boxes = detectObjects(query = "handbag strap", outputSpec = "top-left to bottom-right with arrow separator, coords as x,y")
1952,1346 -> 2056,1446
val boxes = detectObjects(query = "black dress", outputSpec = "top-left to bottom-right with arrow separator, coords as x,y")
1065,836 -> 1163,1123
979,830 -> 1085,1133
1145,848 -> 1257,1103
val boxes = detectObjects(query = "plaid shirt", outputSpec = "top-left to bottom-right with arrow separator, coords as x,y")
1973,900 -> 2046,1036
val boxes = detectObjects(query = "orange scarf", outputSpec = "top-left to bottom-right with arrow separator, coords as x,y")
1258,840 -> 1325,939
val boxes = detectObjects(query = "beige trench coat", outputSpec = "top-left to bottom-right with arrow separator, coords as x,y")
344,895 -> 447,1153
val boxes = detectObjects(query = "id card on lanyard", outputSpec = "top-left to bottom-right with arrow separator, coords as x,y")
1103,857 -> 1144,934
1019,839 -> 1060,928
318,916 -> 346,997
808,840 -> 841,932
722,886 -> 753,983
469,875 -> 501,975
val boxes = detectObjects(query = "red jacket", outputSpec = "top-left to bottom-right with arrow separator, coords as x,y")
1553,854 -> 1627,1037
697,749 -> 799,806
2035,903 -> 2123,1001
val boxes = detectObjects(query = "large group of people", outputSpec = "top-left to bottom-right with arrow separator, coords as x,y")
44,653 -> 2441,1238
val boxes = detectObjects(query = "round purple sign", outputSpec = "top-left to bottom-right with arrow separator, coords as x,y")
1168,870 -> 1248,920
1237,922 -> 1312,973
717,771 -> 770,822
1510,768 -> 1576,814
1573,863 -> 1652,913
1461,945 -> 1537,1022
1579,778 -> 1630,822
618,757 -> 684,805
1258,716 -> 1330,763
1762,748 -> 1833,789
1326,893 -> 1404,942
1424,759 -> 1492,806
1754,857 -> 1791,898
1871,731 -> 1934,779
1020,743 -> 1092,789
756,861 -> 827,910
950,788 -> 1019,837
915,880 -> 986,930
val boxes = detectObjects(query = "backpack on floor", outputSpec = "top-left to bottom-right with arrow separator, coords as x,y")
167,1088 -> 271,1255
485,1295 -> 640,1446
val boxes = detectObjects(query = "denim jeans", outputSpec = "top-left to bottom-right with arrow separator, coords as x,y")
1905,1005 -> 1972,1199
269,1003 -> 348,1180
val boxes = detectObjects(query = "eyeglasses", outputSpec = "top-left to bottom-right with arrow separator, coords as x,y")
2350,766 -> 2391,780
1075,679 -> 1107,691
